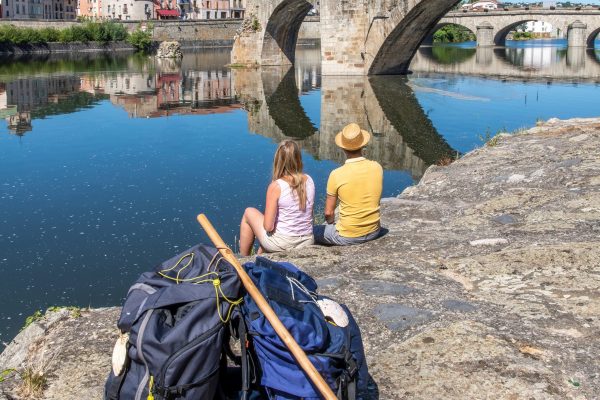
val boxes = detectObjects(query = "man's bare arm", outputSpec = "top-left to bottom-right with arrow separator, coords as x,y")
324,194 -> 337,224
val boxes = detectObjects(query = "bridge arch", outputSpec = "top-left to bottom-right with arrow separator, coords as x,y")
588,28 -> 600,49
231,0 -> 313,68
493,19 -> 565,46
366,0 -> 461,75
424,22 -> 477,45
261,0 -> 313,66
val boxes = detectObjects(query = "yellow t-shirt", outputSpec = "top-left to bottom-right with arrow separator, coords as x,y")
326,157 -> 383,238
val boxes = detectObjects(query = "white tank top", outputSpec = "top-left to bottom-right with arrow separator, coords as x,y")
274,175 -> 315,236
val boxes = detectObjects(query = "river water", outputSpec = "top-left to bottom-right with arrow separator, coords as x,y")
0,40 -> 599,342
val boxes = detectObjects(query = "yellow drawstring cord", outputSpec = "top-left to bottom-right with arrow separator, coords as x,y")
157,253 -> 243,324
147,376 -> 154,400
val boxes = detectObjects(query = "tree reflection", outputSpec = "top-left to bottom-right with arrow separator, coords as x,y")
430,45 -> 477,65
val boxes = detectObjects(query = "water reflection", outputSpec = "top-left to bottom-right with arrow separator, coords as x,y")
0,50 -> 241,132
413,45 -> 600,81
233,67 -> 454,177
0,50 -> 454,176
0,76 -> 107,134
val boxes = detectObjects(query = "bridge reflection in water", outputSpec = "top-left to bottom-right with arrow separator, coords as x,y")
0,49 -> 455,178
234,66 -> 455,178
411,45 -> 600,81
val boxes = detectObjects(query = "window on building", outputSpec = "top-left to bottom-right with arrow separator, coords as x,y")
206,0 -> 210,7
220,11 -> 225,18
206,11 -> 210,18
123,4 -> 127,13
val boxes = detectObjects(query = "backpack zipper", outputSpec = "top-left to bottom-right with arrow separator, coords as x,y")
158,322 -> 223,391
134,309 -> 154,400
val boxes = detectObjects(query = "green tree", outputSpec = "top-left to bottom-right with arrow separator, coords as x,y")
433,24 -> 476,43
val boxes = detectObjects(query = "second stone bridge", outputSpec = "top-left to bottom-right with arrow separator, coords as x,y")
434,10 -> 600,48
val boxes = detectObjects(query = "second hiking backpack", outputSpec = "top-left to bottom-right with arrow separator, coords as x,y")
237,257 -> 369,400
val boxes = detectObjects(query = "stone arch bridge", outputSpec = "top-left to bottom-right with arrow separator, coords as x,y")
231,0 -> 600,75
433,10 -> 600,48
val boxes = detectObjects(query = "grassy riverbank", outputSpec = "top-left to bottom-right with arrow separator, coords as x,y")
0,22 -> 152,51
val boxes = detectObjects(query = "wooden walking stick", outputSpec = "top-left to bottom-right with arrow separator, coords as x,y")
197,214 -> 337,400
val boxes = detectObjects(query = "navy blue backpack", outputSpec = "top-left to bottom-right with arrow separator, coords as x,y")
236,257 -> 369,400
104,244 -> 242,400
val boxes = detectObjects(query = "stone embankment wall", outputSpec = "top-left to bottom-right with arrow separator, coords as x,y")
2,117 -> 599,399
123,19 -> 241,47
0,20 -> 79,29
0,17 -> 320,49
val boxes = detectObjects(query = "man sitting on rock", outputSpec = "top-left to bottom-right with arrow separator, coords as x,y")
314,123 -> 383,246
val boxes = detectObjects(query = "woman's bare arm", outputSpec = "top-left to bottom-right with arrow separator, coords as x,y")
263,182 -> 280,232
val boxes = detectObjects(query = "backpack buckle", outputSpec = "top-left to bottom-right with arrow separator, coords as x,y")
152,385 -> 167,399
345,352 -> 358,378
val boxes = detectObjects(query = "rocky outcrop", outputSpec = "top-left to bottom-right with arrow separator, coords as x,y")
156,41 -> 183,59
1,118 -> 599,399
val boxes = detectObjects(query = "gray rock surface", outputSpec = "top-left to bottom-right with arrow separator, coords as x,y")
1,117 -> 599,399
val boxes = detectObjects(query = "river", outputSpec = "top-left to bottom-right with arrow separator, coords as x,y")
0,39 -> 599,343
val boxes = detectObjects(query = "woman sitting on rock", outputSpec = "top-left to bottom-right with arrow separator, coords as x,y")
239,140 -> 315,255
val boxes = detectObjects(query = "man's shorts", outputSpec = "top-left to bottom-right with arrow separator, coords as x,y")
313,223 -> 381,246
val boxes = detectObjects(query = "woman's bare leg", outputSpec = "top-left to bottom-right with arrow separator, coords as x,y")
239,207 -> 265,256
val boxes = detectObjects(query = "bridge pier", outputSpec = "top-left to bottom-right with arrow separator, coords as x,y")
320,0 -> 367,75
476,22 -> 494,47
568,20 -> 588,47
566,46 -> 586,70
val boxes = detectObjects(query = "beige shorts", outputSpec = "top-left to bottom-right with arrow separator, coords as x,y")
258,230 -> 314,253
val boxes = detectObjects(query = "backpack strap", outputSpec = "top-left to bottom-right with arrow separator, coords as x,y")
335,350 -> 359,400
237,313 -> 251,399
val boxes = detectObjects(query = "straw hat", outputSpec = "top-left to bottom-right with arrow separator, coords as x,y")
335,123 -> 371,151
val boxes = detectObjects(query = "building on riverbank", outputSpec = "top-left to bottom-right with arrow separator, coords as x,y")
103,0 -> 154,19
2,0 -> 76,19
78,0 -> 103,18
179,0 -> 245,20
154,0 -> 179,19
